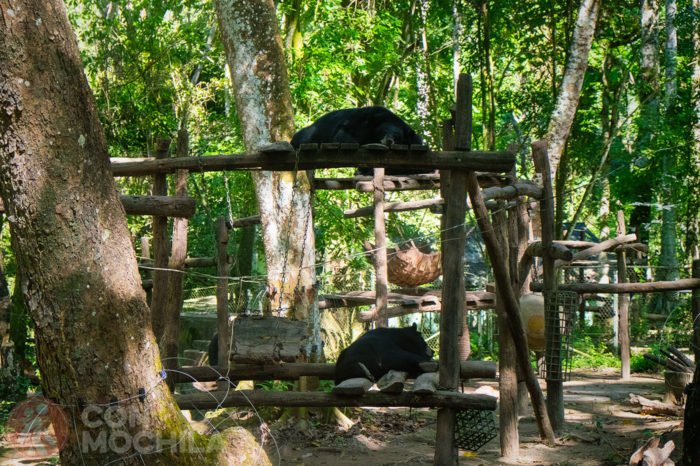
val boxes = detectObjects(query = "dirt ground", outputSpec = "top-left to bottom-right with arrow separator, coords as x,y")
0,367 -> 685,465
261,368 -> 683,466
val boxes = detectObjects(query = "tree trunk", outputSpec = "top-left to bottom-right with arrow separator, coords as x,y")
546,0 -> 601,180
215,0 -> 319,355
0,1 -> 207,463
655,0 -> 679,312
687,0 -> 700,260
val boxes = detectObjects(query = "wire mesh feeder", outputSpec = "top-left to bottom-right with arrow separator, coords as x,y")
540,290 -> 577,382
363,240 -> 442,287
454,409 -> 498,451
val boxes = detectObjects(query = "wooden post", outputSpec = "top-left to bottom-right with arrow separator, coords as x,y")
512,195 -> 531,413
466,170 -> 555,445
496,202 -> 518,459
150,138 -> 171,345
442,112 -> 470,362
373,167 -> 388,328
216,217 -> 231,372
616,210 -> 631,380
532,140 -> 564,433
161,130 -> 190,384
435,73 -> 471,466
140,236 -> 153,305
683,260 -> 700,465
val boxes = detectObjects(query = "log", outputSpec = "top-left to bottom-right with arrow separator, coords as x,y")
629,393 -> 683,417
413,372 -> 439,395
525,241 -> 574,261
481,182 -> 543,201
554,233 -> 638,268
120,195 -> 195,218
643,353 -> 688,373
228,215 -> 260,228
530,278 -> 700,294
356,178 -> 440,192
175,389 -> 498,411
629,437 -> 676,466
666,345 -> 695,370
377,370 -> 407,394
344,198 -> 443,218
110,148 -> 516,176
184,257 -> 219,268
171,359 -> 497,383
373,167 -> 389,327
332,377 -> 373,395
319,290 -> 495,311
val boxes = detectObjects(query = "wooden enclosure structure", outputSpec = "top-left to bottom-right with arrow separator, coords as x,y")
117,73 -> 700,461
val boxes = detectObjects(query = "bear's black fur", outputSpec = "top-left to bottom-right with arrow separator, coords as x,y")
334,323 -> 434,385
291,106 -> 425,176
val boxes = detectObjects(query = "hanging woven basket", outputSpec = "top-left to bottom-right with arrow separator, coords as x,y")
364,240 -> 442,287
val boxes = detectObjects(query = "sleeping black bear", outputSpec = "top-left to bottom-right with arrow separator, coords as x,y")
291,106 -> 425,176
334,323 -> 434,385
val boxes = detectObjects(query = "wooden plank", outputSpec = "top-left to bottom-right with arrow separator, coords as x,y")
175,389 -> 498,410
109,149 -> 516,176
332,377 -> 373,395
230,316 -> 310,363
377,370 -> 407,394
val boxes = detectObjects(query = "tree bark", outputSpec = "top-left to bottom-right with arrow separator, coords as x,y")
655,0 -> 679,313
214,0 -> 320,355
0,1 -> 205,463
546,0 -> 601,180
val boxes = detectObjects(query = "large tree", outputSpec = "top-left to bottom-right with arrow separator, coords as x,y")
214,0 -> 319,346
0,1 -> 250,463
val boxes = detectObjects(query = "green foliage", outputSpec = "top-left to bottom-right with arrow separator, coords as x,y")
571,335 -> 620,369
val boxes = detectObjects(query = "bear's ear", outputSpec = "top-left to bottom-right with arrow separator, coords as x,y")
411,322 -> 418,331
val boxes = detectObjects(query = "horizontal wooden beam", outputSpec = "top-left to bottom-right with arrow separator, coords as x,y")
120,195 -> 195,218
0,195 -> 195,218
530,278 -> 700,294
175,388 -> 498,410
110,148 -> 515,177
171,360 -> 497,383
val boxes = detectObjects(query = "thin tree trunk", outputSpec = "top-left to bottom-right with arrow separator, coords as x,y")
656,0 -> 679,310
0,1 -> 209,462
215,0 -> 320,356
546,0 -> 601,179
688,0 -> 700,260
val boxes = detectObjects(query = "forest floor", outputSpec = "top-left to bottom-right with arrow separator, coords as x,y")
260,367 -> 683,466
0,367 -> 685,465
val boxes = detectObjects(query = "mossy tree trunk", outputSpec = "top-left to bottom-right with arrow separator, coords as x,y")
0,1 -> 208,463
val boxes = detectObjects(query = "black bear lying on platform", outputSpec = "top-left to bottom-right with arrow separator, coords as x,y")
334,323 -> 434,385
291,106 -> 425,176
